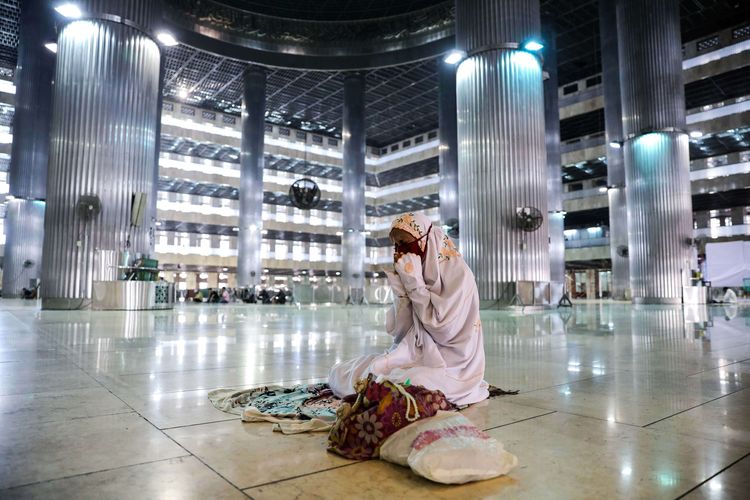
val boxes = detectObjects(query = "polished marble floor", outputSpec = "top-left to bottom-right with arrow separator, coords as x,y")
0,299 -> 748,498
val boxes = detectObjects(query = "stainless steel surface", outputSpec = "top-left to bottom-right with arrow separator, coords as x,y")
543,25 -> 565,283
42,13 -> 161,309
76,0 -> 160,33
7,0 -> 54,200
237,67 -> 265,288
341,73 -> 366,292
1,200 -> 45,297
456,0 -> 549,303
456,0 -> 541,53
623,133 -> 693,304
438,60 -> 459,233
3,0 -> 55,298
683,286 -> 709,305
600,0 -> 630,300
92,281 -> 175,310
617,0 -> 694,304
616,0 -> 686,137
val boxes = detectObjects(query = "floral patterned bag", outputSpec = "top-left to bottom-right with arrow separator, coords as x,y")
327,375 -> 455,460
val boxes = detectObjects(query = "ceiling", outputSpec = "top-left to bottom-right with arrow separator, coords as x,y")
216,0 -> 447,21
0,0 -> 748,147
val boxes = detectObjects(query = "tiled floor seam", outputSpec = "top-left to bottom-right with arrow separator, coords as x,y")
675,450 -> 750,499
243,462 -> 359,491
49,354 -> 253,499
685,357 -> 750,377
0,455 -> 192,492
481,410 -> 558,431
642,386 -> 750,428
160,416 -> 240,431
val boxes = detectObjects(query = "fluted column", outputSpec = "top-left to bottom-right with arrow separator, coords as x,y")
341,73 -> 366,303
456,0 -> 549,304
237,67 -> 266,288
600,0 -> 630,300
617,0 -> 694,304
41,0 -> 162,309
2,0 -> 55,297
438,61 -> 459,234
543,24 -> 565,284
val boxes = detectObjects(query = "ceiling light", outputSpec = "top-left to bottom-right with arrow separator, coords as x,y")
156,32 -> 179,47
523,40 -> 544,52
443,50 -> 466,65
178,88 -> 188,99
55,3 -> 82,18
689,130 -> 704,138
44,43 -> 58,53
608,141 -> 622,149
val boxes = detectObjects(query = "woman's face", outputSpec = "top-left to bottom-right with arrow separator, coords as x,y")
390,228 -> 420,263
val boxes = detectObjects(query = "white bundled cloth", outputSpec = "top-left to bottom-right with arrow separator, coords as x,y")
329,212 -> 489,406
380,411 -> 518,484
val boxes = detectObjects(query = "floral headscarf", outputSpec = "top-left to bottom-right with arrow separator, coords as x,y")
390,213 -> 460,264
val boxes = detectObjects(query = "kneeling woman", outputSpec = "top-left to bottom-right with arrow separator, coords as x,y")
329,212 -> 489,406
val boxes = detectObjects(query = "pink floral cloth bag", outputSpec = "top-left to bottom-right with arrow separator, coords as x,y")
327,375 -> 455,460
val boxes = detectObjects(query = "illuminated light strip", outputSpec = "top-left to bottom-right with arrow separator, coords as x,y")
694,224 -> 750,239
371,176 -> 439,198
683,38 -> 750,70
687,99 -> 750,123
690,161 -> 750,181
161,114 -> 438,168
0,80 -> 15,95
159,157 -> 240,178
368,140 -> 440,167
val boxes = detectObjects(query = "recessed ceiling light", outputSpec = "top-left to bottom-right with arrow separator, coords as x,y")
54,3 -> 82,19
156,32 -> 179,47
44,43 -> 58,53
443,50 -> 465,65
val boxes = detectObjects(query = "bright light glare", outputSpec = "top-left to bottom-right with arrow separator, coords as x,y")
178,88 -> 188,99
689,130 -> 704,138
156,32 -> 179,47
55,3 -> 82,18
443,50 -> 466,65
523,40 -> 544,51
609,141 -> 622,149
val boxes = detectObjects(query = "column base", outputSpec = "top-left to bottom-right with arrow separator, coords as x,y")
42,297 -> 92,310
632,297 -> 683,305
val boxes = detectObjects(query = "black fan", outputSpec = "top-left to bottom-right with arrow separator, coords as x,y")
289,178 -> 321,210
445,218 -> 459,238
515,207 -> 544,232
76,194 -> 101,222
616,245 -> 629,258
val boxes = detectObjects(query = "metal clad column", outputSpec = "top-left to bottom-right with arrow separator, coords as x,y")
456,0 -> 549,303
237,67 -> 266,288
617,0 -> 693,304
3,0 -> 55,297
542,24 -> 565,284
438,61 -> 459,232
41,0 -> 162,309
600,0 -> 630,300
341,73 -> 366,302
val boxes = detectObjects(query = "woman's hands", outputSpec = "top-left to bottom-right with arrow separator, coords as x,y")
394,253 -> 423,293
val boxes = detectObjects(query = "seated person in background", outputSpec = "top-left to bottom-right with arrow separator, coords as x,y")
258,288 -> 272,304
208,290 -> 220,303
274,289 -> 287,305
328,212 -> 489,406
220,287 -> 230,304
193,290 -> 204,303
240,288 -> 256,303
722,287 -> 738,304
